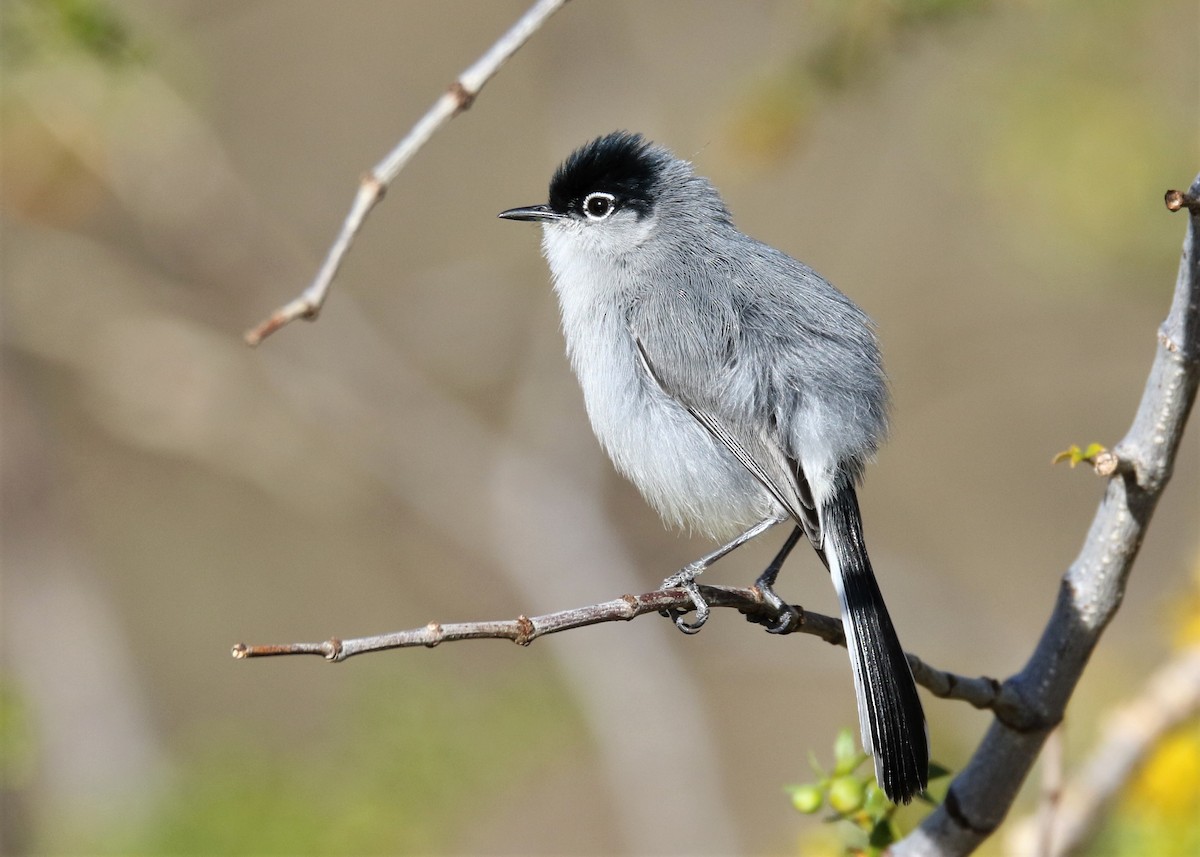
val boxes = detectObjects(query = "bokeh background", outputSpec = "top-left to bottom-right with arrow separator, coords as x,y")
2,1 -> 1198,854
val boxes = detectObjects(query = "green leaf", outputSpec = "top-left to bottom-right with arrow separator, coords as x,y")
868,816 -> 897,849
863,779 -> 888,814
833,727 -> 865,774
1052,442 -> 1108,468
927,761 -> 953,781
808,749 -> 828,779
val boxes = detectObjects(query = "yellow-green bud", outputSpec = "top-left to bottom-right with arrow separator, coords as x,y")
790,784 -> 823,814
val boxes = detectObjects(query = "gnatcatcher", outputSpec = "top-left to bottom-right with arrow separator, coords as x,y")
499,131 -> 928,804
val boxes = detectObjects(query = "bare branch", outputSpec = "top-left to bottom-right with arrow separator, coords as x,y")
244,0 -> 570,346
1036,727 -> 1065,857
907,655 -> 1009,713
232,585 -> 835,660
231,583 -> 1003,709
894,178 -> 1200,856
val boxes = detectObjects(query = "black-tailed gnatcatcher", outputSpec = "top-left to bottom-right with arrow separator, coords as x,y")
499,131 -> 928,804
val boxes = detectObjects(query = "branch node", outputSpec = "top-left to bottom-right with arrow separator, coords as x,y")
244,299 -> 319,346
1164,188 -> 1200,213
361,172 -> 387,201
793,604 -> 808,630
448,80 -> 477,114
326,637 -> 343,660
944,786 -> 999,836
423,623 -> 443,648
1091,449 -> 1121,477
1158,324 -> 1200,364
514,615 -> 535,646
993,679 -> 1061,734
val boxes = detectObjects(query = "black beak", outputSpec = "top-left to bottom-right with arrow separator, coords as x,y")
498,204 -> 565,222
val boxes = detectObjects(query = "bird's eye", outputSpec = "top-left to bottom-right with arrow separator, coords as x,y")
582,192 -> 616,221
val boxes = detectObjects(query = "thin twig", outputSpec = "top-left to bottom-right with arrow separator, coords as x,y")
907,654 -> 1009,712
231,586 -> 832,660
1037,726 -> 1065,857
230,582 -> 1004,709
244,0 -> 570,346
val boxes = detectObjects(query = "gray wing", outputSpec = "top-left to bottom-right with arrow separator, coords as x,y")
633,336 -> 822,547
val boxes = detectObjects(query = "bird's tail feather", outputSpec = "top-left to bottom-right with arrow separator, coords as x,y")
823,482 -> 928,804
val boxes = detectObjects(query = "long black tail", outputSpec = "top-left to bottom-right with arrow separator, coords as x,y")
822,482 -> 928,804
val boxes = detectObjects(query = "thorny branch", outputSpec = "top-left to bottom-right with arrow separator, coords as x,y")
244,0 -> 570,346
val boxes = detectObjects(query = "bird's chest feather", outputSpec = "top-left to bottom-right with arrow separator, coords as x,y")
548,256 -> 770,534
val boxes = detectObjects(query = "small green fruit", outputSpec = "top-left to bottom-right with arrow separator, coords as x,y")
790,784 -> 823,814
828,775 -> 866,814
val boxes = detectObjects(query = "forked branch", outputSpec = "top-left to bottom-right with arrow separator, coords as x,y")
893,183 -> 1200,856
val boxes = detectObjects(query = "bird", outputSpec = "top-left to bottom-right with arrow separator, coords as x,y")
498,131 -> 928,804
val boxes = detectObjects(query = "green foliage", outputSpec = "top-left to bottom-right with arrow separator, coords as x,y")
962,1 -> 1192,284
806,0 -> 990,91
791,783 -> 825,814
1052,442 -> 1108,468
828,775 -> 868,815
79,665 -> 579,855
725,0 -> 1190,292
0,677 -> 37,789
1,0 -> 144,72
787,729 -> 951,856
727,0 -> 990,160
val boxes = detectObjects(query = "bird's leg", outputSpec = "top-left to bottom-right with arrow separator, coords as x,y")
748,524 -> 804,634
660,514 -> 785,634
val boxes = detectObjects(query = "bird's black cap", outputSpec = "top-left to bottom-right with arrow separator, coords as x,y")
546,131 -> 667,218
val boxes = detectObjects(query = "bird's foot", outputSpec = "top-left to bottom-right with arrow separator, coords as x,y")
749,576 -> 800,635
660,566 -> 710,634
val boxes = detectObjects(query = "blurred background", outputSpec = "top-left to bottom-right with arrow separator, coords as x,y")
2,1 -> 1198,854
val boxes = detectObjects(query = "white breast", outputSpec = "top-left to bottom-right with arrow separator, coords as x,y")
541,224 -> 775,537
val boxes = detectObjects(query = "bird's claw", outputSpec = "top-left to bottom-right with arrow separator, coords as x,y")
751,582 -> 800,634
659,570 -> 710,634
763,606 -> 800,634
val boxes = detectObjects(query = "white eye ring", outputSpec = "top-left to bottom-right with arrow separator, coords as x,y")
582,191 -> 616,221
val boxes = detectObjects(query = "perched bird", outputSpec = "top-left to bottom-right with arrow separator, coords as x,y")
499,131 -> 928,803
